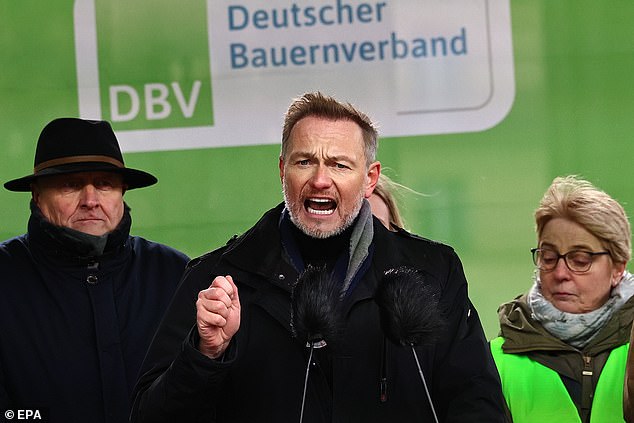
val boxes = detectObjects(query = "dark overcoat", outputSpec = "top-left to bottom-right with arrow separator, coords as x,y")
132,203 -> 505,422
0,208 -> 189,423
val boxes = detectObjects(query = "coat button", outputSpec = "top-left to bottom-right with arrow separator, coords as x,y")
87,275 -> 98,285
278,274 -> 285,281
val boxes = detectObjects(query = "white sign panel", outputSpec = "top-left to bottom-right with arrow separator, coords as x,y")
75,0 -> 514,152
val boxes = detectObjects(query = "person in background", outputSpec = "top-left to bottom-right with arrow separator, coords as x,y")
0,118 -> 189,423
131,91 -> 505,422
491,175 -> 634,423
368,173 -> 406,231
626,324 -> 634,421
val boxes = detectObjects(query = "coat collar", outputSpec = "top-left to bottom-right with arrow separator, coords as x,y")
498,291 -> 634,355
216,204 -> 445,335
221,203 -> 296,291
220,203 -> 388,306
26,200 -> 132,265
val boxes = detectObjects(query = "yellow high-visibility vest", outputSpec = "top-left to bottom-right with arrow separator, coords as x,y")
490,337 -> 628,423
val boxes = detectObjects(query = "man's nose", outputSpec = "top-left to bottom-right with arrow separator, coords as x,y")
80,184 -> 99,207
310,165 -> 333,189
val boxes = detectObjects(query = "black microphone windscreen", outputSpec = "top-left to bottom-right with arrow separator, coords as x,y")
291,265 -> 342,347
375,266 -> 445,347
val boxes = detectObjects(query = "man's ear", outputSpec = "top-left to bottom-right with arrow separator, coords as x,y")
364,161 -> 381,198
279,156 -> 285,182
31,183 -> 40,205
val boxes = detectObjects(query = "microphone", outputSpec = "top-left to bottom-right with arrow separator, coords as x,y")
291,264 -> 342,347
375,266 -> 445,423
291,265 -> 342,423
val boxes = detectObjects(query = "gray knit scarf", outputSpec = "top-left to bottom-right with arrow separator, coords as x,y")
340,200 -> 374,298
528,270 -> 634,349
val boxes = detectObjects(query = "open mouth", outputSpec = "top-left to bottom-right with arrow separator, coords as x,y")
305,197 -> 337,216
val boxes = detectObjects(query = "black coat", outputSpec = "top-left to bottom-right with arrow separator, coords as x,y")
132,204 -> 505,422
0,206 -> 189,423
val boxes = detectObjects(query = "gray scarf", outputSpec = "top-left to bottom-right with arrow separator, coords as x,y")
340,200 -> 374,298
528,270 -> 634,349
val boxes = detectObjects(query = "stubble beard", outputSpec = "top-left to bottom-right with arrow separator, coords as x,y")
282,178 -> 364,239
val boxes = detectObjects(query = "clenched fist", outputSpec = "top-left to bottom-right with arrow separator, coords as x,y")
196,275 -> 241,359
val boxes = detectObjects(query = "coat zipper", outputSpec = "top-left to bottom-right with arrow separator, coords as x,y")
580,354 -> 593,422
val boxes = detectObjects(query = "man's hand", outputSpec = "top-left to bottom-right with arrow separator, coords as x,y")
196,275 -> 241,359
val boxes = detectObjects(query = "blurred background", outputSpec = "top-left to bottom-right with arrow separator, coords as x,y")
2,1 -> 633,339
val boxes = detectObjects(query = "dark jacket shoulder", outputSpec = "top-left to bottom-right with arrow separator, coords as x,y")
372,220 -> 463,287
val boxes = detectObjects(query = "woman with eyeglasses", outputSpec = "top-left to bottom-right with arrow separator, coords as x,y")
490,175 -> 634,423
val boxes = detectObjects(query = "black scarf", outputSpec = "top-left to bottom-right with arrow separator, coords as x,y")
27,200 -> 132,262
279,201 -> 374,300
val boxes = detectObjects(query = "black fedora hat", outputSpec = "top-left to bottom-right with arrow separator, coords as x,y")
4,118 -> 157,192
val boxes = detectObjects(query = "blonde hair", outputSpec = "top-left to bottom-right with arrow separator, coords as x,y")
535,175 -> 631,263
372,174 -> 405,229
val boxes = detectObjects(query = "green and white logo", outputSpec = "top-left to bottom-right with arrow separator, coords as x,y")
75,0 -> 213,132
75,0 -> 514,152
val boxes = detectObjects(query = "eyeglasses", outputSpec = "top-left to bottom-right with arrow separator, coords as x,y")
531,248 -> 610,274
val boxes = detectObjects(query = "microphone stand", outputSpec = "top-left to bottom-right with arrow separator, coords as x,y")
409,343 -> 439,423
299,344 -> 315,423
375,266 -> 445,423
299,337 -> 327,423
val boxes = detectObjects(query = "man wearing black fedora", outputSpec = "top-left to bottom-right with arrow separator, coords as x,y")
0,118 -> 189,423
